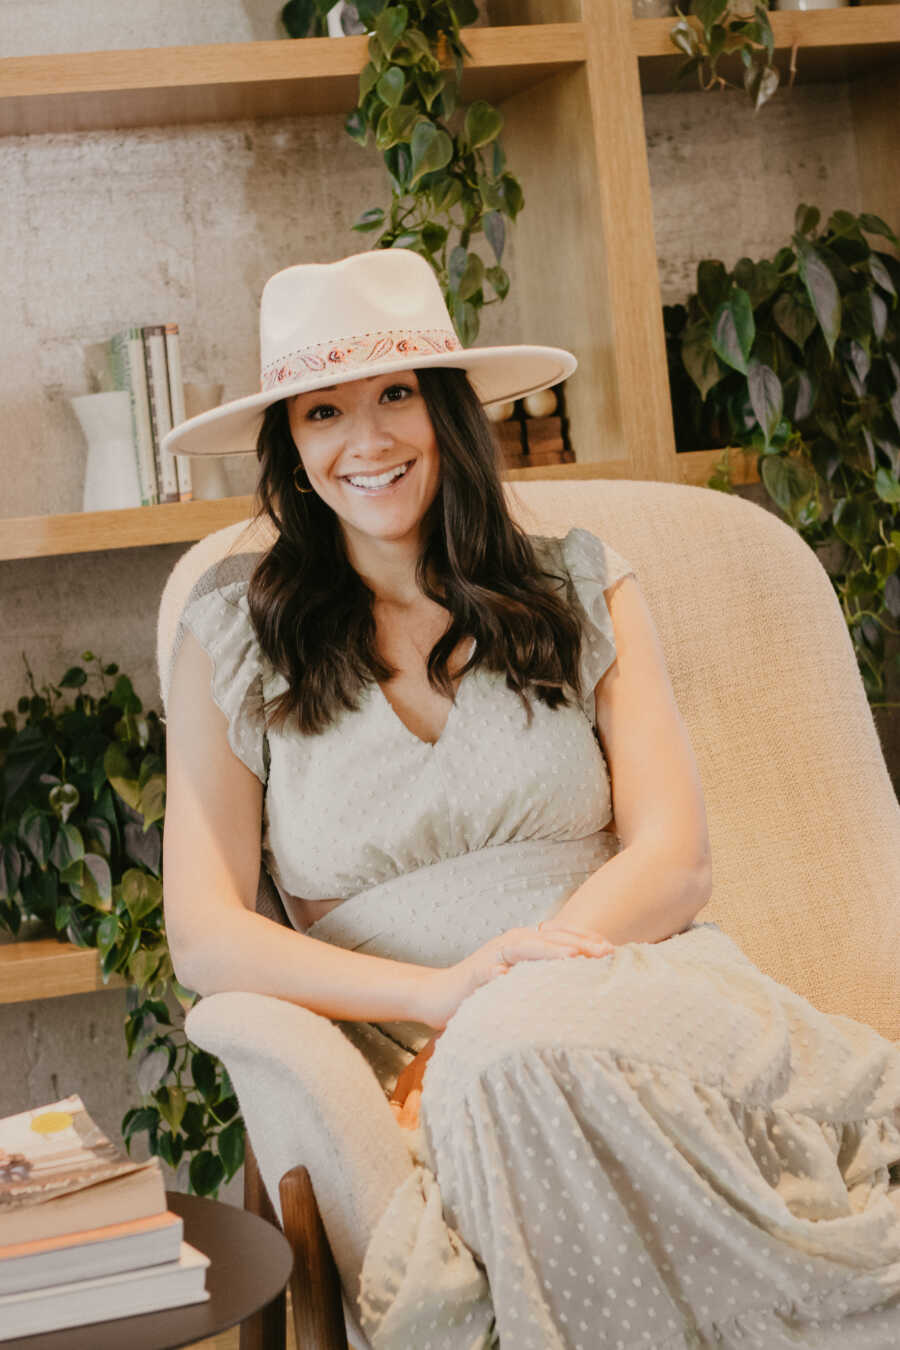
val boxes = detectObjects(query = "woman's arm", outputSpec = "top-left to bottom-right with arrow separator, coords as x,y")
546,574 -> 712,944
164,629 -> 439,1023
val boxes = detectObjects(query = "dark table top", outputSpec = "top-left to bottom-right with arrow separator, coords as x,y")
4,1190 -> 294,1350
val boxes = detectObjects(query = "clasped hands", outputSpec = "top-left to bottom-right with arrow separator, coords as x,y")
388,920 -> 615,1130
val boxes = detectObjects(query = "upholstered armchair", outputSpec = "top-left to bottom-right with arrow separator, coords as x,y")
156,477 -> 900,1350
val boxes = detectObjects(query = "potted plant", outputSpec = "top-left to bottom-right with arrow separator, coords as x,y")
0,656 -> 241,1196
664,204 -> 900,733
282,0 -> 523,346
670,0 -> 779,109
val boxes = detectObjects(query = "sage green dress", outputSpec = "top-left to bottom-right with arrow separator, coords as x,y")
175,528 -> 900,1350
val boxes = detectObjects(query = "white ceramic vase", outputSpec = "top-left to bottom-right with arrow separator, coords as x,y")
775,0 -> 847,10
72,391 -> 142,513
183,382 -> 230,500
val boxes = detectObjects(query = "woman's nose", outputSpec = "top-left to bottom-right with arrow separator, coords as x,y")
347,408 -> 394,455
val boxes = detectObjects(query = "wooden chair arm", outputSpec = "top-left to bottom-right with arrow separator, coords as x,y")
280,1163 -> 350,1350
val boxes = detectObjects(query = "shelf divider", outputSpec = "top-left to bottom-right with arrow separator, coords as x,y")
0,938 -> 125,1004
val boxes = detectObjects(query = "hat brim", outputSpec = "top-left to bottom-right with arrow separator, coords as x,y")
162,344 -> 577,457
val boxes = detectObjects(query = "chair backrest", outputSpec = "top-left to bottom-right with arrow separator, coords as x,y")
158,479 -> 900,1041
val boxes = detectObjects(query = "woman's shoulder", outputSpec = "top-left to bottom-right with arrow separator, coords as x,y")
528,526 -> 635,595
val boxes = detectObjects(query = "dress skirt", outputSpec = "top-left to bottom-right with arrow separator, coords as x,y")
307,838 -> 900,1350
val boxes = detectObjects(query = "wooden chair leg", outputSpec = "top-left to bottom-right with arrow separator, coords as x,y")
279,1164 -> 350,1350
240,1140 -> 287,1350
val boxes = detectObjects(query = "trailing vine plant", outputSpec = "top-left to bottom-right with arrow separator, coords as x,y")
664,205 -> 900,707
0,656 -> 241,1196
281,0 -> 523,345
670,0 -> 779,111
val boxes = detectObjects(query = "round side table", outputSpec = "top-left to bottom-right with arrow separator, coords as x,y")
3,1191 -> 293,1350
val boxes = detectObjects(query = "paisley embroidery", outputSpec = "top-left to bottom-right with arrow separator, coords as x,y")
261,329 -> 462,392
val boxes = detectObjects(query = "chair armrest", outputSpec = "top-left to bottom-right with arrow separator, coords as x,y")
185,992 -> 415,1302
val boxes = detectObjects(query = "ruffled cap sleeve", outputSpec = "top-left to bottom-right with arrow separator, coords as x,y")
168,577 -> 269,784
539,526 -> 635,726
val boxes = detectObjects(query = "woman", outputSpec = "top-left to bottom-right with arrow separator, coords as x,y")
162,250 -> 900,1349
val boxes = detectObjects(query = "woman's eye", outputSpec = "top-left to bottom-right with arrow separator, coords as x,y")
383,384 -> 414,402
307,403 -> 338,422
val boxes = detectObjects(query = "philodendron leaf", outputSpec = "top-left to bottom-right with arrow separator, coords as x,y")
696,260 -> 730,317
681,323 -> 723,401
486,265 -> 509,300
48,783 -> 79,824
795,203 -> 820,237
483,211 -> 505,263
140,775 -> 166,831
869,253 -> 897,299
124,821 -> 162,876
18,807 -> 51,868
761,455 -> 816,517
82,853 -> 113,908
376,65 -> 405,107
121,868 -> 163,923
457,252 -> 484,302
409,121 -> 453,188
711,289 -> 755,375
463,100 -> 503,152
796,238 -> 841,359
375,4 -> 408,58
104,742 -> 142,812
352,206 -> 385,234
747,362 -> 783,450
773,291 -> 816,351
375,104 -> 419,151
218,1118 -> 245,1179
190,1150 -> 225,1197
874,468 -> 900,504
832,496 -> 877,556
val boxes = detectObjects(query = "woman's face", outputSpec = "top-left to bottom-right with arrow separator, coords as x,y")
286,369 -> 442,554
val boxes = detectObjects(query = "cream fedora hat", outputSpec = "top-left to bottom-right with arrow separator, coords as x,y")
162,249 -> 577,457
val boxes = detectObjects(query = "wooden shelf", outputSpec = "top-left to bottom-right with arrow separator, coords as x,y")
0,938 -> 125,1004
635,6 -> 900,93
0,495 -> 255,561
0,25 -> 586,135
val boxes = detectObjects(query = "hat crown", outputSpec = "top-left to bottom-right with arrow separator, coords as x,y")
259,250 -> 456,372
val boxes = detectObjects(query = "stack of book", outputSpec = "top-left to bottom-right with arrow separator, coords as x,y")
107,324 -> 193,506
0,1095 -> 208,1341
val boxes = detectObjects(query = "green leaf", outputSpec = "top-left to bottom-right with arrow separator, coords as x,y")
869,253 -> 897,298
432,177 -> 463,212
711,289 -> 755,375
747,362 -> 783,450
463,100 -> 503,152
190,1150 -> 225,1197
96,912 -> 120,962
376,65 -> 406,107
128,948 -> 160,992
122,1105 -> 159,1143
18,806 -> 51,868
84,815 -> 112,858
796,239 -> 841,360
696,260 -> 730,317
375,104 -> 419,150
772,291 -> 816,351
451,296 -> 478,347
344,107 -> 369,146
191,1050 -> 219,1103
874,468 -> 900,503
409,121 -> 453,188
761,455 -> 817,517
457,252 -> 484,302
140,775 -> 166,831
124,822 -> 161,876
486,265 -> 509,300
49,823 -> 85,873
82,853 -> 113,908
104,742 -> 142,812
217,1118 -> 245,1179
670,16 -> 700,58
483,211 -> 505,263
48,782 -> 79,824
832,496 -> 877,556
157,1085 -> 187,1134
681,323 -> 723,401
859,213 -> 900,247
375,4 -> 408,58
499,173 -> 524,220
121,868 -> 163,923
0,844 -> 22,901
872,545 -> 900,580
58,667 -> 87,688
795,204 -> 820,237
358,61 -> 379,102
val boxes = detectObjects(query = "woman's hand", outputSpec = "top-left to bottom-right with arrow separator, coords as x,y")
419,924 -> 615,1031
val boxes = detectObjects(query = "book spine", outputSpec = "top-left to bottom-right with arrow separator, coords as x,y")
164,324 -> 192,502
107,332 -> 153,507
142,325 -> 179,503
126,328 -> 158,505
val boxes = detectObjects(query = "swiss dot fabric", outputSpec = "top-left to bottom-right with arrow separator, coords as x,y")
174,525 -> 900,1349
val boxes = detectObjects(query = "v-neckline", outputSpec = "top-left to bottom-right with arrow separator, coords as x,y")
375,637 -> 476,750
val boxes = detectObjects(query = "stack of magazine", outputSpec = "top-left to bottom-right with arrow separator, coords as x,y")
107,324 -> 193,506
0,1095 -> 209,1341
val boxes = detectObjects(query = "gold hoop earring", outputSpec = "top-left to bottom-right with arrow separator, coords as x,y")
293,464 -> 314,494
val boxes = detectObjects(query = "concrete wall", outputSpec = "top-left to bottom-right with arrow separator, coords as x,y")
1,3 -> 887,1205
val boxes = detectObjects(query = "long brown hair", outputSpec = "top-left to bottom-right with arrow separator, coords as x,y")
247,366 -> 583,734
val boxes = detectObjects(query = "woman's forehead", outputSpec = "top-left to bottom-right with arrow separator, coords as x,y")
291,370 -> 419,403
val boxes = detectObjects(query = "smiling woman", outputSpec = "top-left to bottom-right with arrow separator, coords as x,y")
159,250 -> 900,1350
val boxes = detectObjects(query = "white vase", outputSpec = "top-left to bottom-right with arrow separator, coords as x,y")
183,382 -> 230,500
72,391 -> 142,513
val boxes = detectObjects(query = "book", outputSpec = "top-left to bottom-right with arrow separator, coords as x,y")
0,1209 -> 183,1296
0,1096 -> 166,1246
142,324 -> 180,503
0,1240 -> 209,1340
107,327 -> 158,505
164,323 -> 193,502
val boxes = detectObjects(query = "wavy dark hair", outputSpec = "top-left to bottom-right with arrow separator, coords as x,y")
246,366 -> 584,734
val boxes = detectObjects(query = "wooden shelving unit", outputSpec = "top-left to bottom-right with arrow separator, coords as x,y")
0,496 -> 255,561
0,938 -> 125,1004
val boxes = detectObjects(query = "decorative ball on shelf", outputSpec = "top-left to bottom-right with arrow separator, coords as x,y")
484,399 -> 517,423
522,388 -> 558,418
